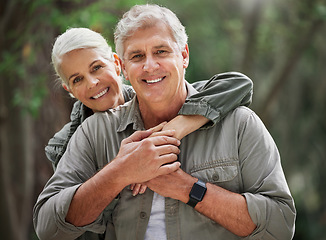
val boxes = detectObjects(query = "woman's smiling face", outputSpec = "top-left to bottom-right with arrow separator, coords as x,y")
60,48 -> 125,112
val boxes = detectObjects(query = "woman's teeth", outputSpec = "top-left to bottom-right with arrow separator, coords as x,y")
92,88 -> 108,99
146,77 -> 163,84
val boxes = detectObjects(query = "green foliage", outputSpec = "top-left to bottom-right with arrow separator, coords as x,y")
1,0 -> 325,239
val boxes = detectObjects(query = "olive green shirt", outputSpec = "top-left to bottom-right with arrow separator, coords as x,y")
34,81 -> 295,240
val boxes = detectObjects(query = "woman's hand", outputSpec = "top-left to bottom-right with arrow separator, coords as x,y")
153,115 -> 209,140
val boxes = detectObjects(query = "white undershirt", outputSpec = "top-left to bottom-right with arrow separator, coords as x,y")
144,192 -> 167,240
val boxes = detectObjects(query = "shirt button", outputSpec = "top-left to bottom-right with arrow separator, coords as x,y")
140,212 -> 147,219
170,206 -> 176,215
212,174 -> 219,181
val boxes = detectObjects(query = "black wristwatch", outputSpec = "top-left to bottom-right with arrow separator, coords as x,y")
187,179 -> 207,208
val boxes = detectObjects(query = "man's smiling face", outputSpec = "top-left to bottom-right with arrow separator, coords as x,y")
121,21 -> 189,109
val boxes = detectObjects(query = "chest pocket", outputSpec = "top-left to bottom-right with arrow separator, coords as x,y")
190,159 -> 241,193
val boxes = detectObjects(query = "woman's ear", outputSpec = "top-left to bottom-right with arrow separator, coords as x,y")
62,82 -> 75,98
62,83 -> 70,92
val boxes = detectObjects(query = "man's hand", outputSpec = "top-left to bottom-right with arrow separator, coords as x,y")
130,122 -> 170,196
114,129 -> 181,187
66,129 -> 181,226
145,168 -> 196,203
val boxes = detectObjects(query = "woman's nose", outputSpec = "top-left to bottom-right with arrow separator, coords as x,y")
87,77 -> 99,89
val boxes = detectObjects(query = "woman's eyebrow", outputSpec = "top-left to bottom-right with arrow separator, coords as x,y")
69,72 -> 79,81
89,60 -> 100,67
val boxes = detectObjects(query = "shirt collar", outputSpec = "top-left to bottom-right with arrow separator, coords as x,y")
117,96 -> 144,132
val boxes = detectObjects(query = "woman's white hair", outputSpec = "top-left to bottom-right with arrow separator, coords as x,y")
52,27 -> 114,85
114,4 -> 188,60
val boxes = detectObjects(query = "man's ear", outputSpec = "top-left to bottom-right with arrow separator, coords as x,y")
182,44 -> 190,69
121,60 -> 129,81
113,53 -> 122,76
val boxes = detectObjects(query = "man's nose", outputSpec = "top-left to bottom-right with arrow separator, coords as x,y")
87,77 -> 99,89
143,55 -> 159,72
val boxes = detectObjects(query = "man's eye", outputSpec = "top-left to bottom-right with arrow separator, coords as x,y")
130,54 -> 144,61
156,50 -> 169,56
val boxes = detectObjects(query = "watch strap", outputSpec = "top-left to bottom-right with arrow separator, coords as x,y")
187,179 -> 207,208
187,196 -> 199,208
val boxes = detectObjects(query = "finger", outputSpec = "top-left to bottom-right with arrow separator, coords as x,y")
157,161 -> 181,176
139,185 -> 147,194
130,183 -> 135,190
148,135 -> 180,147
123,129 -> 152,144
156,145 -> 180,157
132,183 -> 142,196
158,153 -> 179,166
149,121 -> 167,133
150,129 -> 176,138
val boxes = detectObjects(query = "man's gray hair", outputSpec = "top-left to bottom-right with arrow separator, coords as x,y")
52,27 -> 115,85
114,4 -> 188,60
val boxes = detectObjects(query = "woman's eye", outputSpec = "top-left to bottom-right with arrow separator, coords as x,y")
73,76 -> 82,84
92,65 -> 102,72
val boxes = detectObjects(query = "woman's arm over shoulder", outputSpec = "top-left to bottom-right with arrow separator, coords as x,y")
163,72 -> 253,140
183,72 -> 253,124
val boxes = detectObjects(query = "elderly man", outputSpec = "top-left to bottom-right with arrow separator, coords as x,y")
34,4 -> 295,240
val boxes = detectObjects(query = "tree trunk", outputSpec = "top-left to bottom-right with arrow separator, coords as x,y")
259,19 -> 324,126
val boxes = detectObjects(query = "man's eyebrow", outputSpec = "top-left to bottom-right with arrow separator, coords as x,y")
126,45 -> 170,55
153,44 -> 169,49
126,50 -> 142,56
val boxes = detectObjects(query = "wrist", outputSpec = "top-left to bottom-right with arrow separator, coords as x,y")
187,179 -> 207,208
179,177 -> 198,204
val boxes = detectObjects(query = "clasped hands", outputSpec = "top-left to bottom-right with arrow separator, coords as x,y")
120,122 -> 183,196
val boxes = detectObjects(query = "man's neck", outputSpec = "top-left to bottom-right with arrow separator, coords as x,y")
139,88 -> 187,130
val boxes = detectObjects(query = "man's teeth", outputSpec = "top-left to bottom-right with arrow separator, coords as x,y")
146,78 -> 163,84
93,88 -> 108,99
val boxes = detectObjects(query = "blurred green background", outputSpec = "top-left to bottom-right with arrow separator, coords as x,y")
0,0 -> 325,239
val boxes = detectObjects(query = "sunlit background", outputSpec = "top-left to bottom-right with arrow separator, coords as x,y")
0,0 -> 325,239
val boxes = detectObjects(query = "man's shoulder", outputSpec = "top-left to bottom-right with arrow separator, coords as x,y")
231,106 -> 254,117
222,106 -> 256,126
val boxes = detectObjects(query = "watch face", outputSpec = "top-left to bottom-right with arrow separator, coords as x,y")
190,183 -> 207,201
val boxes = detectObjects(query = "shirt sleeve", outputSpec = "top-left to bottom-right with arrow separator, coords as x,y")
238,110 -> 296,239
34,124 -> 108,240
45,122 -> 72,169
44,101 -> 83,170
180,72 -> 253,124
